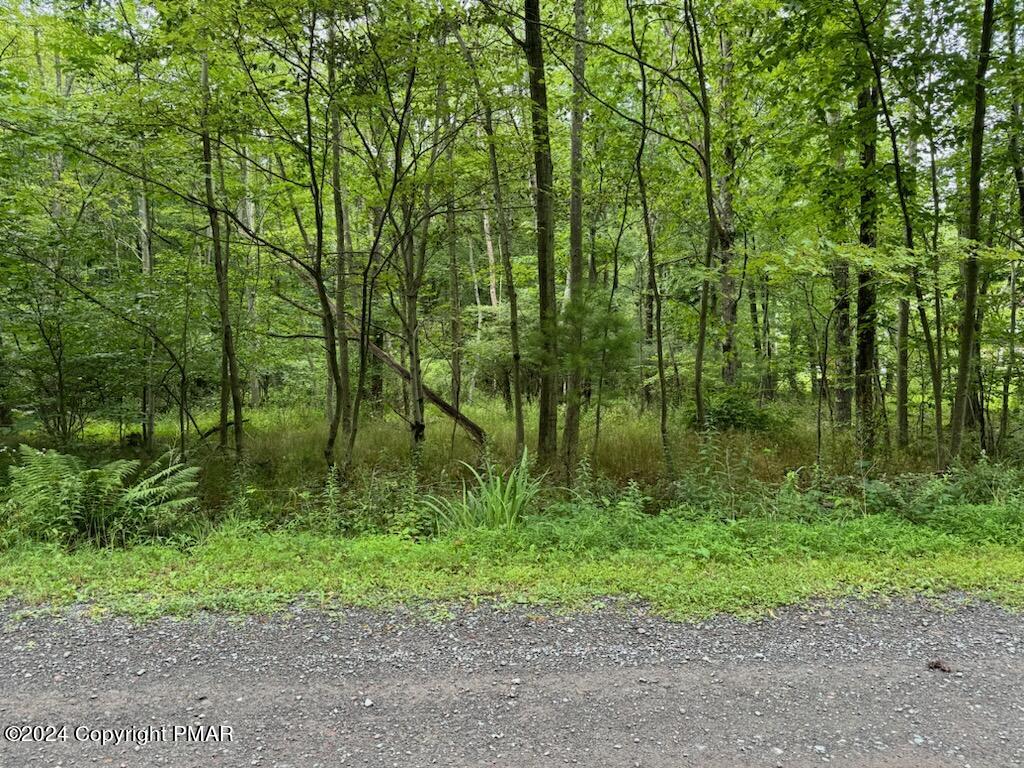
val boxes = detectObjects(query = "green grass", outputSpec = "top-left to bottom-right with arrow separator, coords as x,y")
1,508 -> 1022,620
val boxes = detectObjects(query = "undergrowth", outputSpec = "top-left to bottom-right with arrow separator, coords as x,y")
1,403 -> 1022,618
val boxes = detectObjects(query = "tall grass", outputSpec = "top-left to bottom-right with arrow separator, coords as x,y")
3,398 -> 987,526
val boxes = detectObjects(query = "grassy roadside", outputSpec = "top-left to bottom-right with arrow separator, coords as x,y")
2,510 -> 1022,620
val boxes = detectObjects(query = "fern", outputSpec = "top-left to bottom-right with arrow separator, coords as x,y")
2,446 -> 198,548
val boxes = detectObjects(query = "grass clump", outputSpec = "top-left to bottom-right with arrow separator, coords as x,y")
423,451 -> 541,533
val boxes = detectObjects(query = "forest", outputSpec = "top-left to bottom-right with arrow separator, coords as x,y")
0,0 -> 1023,616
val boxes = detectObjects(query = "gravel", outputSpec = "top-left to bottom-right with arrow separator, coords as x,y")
0,595 -> 1022,767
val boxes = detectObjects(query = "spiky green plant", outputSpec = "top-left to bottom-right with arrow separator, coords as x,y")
1,446 -> 199,548
424,451 -> 541,534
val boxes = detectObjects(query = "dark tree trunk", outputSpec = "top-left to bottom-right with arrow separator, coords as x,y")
561,0 -> 586,480
950,0 -> 995,460
686,0 -> 716,429
855,81 -> 878,458
525,0 -> 558,467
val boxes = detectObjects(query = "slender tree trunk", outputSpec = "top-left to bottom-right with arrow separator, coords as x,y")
525,0 -> 558,467
239,154 -> 262,409
1000,262 -> 1017,448
717,29 -> 739,386
443,64 -> 462,428
897,298 -> 910,446
447,197 -> 462,414
832,262 -> 853,426
973,278 -> 993,454
761,277 -> 775,400
1003,2 -> 1024,449
854,0 -> 944,461
950,0 -> 995,460
686,0 -> 716,429
137,182 -> 155,452
458,32 -> 525,456
749,265 -> 762,358
855,80 -> 878,459
591,174 -> 629,458
822,107 -> 853,428
328,22 -> 351,436
628,0 -> 672,472
201,53 -> 243,456
403,222 -> 426,447
561,0 -> 586,480
482,209 -> 500,308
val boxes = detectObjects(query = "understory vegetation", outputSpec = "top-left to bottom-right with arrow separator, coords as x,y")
2,0 -> 1023,616
1,402 -> 1023,617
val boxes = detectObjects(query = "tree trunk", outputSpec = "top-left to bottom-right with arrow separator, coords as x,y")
717,29 -> 739,386
525,0 -> 558,467
137,182 -> 155,452
1000,263 -> 1017,448
854,0 -> 944,460
949,0 -> 995,460
482,209 -> 500,308
561,0 -> 586,480
457,31 -> 525,456
328,22 -> 351,437
823,108 -> 853,428
897,298 -> 909,446
1002,1 -> 1024,449
686,0 -> 716,429
760,277 -> 775,400
239,154 -> 262,409
201,53 -> 243,456
855,80 -> 878,459
629,0 -> 672,472
832,262 -> 853,427
443,64 -> 462,429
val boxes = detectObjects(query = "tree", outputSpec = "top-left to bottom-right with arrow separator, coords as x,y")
523,0 -> 558,468
950,0 -> 996,461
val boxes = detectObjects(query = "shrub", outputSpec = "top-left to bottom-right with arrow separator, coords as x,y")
1,446 -> 198,548
424,451 -> 541,533
684,390 -> 786,432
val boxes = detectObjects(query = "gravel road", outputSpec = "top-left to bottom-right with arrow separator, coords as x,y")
1,595 -> 1021,768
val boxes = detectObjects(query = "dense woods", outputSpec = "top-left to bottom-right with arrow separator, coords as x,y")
0,0 -> 1021,515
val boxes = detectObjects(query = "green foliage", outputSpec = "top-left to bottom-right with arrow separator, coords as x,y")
1,446 -> 198,548
331,465 -> 431,538
423,451 -> 541,533
684,390 -> 788,432
2,500 -> 1023,619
